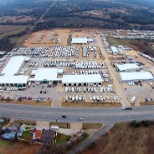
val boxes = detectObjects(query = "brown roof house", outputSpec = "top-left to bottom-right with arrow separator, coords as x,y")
41,129 -> 57,146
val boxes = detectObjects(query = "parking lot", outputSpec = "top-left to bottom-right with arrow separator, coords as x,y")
0,29 -> 153,108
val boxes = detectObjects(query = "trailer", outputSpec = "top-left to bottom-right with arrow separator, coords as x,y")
130,96 -> 137,103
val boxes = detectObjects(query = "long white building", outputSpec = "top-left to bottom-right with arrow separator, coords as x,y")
119,72 -> 153,82
0,75 -> 29,86
1,56 -> 26,76
116,63 -> 140,72
71,37 -> 93,44
62,74 -> 103,86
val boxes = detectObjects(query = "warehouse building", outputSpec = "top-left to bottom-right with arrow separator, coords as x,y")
0,75 -> 29,86
71,37 -> 93,44
1,56 -> 26,76
116,63 -> 140,72
62,74 -> 103,86
29,68 -> 63,82
119,72 -> 153,82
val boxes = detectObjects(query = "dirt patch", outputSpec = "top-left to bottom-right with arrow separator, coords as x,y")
36,121 -> 50,128
70,123 -> 83,130
24,29 -> 70,47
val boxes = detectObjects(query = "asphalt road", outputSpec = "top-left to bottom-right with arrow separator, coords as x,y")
0,103 -> 154,123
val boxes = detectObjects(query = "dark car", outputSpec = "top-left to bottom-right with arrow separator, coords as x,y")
122,107 -> 132,110
62,115 -> 67,118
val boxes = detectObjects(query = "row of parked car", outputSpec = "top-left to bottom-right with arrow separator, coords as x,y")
18,96 -> 51,101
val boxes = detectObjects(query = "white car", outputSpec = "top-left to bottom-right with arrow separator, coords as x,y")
78,118 -> 83,121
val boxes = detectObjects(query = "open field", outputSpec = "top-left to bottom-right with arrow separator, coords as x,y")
107,36 -> 154,58
0,25 -> 27,39
82,121 -> 154,154
0,16 -> 35,24
24,29 -> 70,47
0,25 -> 32,51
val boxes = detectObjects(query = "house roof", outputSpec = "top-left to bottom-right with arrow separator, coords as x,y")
41,129 -> 55,142
35,130 -> 42,139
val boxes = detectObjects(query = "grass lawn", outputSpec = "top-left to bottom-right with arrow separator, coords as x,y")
1,100 -> 51,106
0,139 -> 14,146
140,101 -> 154,106
83,123 -> 103,130
79,133 -> 89,143
22,130 -> 32,140
62,102 -> 121,108
66,133 -> 89,150
16,120 -> 36,126
56,133 -> 70,145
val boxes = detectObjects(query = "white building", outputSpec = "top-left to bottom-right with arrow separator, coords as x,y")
1,56 -> 26,76
119,72 -> 153,82
0,75 -> 29,86
29,68 -> 63,82
111,46 -> 119,55
71,37 -> 93,44
62,74 -> 103,86
116,63 -> 140,72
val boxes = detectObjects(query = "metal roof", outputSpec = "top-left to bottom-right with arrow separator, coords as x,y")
120,72 -> 153,81
29,68 -> 63,81
111,46 -> 119,53
62,74 -> 103,84
1,56 -> 26,76
72,37 -> 87,44
0,75 -> 29,84
116,64 -> 140,71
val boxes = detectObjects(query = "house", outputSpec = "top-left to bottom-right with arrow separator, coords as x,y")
32,129 -> 42,141
2,132 -> 17,141
17,124 -> 25,137
41,129 -> 57,145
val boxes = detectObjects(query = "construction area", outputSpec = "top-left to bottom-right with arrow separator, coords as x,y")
0,29 -> 153,107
